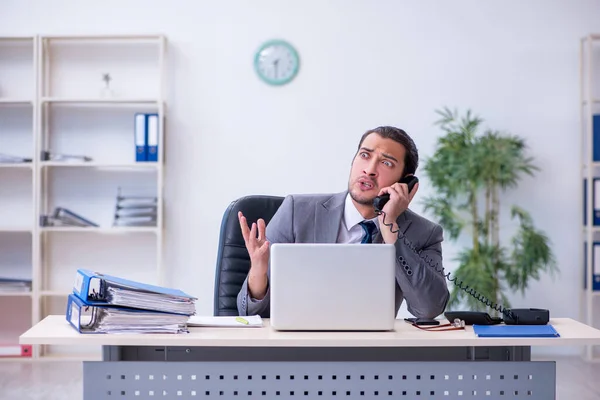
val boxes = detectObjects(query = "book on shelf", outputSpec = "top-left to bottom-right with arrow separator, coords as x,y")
41,150 -> 92,163
40,207 -> 99,227
593,114 -> 600,162
584,241 -> 600,291
134,113 -> 159,162
0,277 -> 31,293
0,344 -> 32,358
0,153 -> 32,164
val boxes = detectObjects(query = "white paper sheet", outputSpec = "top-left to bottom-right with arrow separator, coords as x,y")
187,315 -> 263,328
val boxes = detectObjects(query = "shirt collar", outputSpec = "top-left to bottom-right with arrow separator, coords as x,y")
344,193 -> 379,231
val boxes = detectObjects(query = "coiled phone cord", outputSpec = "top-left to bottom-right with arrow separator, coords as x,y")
376,209 -> 516,321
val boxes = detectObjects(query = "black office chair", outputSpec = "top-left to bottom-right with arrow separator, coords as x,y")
213,195 -> 284,316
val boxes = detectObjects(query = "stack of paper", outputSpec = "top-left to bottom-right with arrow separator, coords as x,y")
113,189 -> 158,227
0,278 -> 31,293
187,315 -> 263,328
93,307 -> 189,334
0,153 -> 32,163
71,297 -> 189,334
106,285 -> 195,315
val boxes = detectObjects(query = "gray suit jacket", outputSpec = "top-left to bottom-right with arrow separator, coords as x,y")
236,191 -> 450,319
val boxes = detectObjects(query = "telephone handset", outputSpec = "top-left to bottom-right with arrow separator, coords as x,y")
371,175 -> 539,324
372,175 -> 419,212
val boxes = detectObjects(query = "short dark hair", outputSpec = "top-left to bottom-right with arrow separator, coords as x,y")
357,126 -> 419,176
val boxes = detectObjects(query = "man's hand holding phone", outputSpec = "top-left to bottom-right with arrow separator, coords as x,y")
377,176 -> 419,244
238,211 -> 270,299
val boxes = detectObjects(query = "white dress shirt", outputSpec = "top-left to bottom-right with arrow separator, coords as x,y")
336,193 -> 380,243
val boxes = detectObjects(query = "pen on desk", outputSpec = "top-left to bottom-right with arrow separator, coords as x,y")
236,317 -> 249,325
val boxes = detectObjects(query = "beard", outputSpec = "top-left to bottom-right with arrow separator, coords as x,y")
348,178 -> 378,205
349,190 -> 374,205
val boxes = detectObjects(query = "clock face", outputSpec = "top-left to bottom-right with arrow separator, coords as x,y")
254,40 -> 299,86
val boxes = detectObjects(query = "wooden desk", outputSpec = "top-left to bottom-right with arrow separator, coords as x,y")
20,316 -> 600,399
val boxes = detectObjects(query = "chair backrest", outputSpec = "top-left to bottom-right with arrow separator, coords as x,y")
213,195 -> 284,316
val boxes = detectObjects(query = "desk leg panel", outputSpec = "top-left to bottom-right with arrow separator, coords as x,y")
84,360 -> 555,399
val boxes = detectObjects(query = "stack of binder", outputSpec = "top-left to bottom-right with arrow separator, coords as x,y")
66,269 -> 197,334
113,190 -> 157,227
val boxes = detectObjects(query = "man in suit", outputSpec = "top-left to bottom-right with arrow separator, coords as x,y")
236,126 -> 450,319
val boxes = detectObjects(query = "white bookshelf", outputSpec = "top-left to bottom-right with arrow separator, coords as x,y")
580,34 -> 600,362
0,36 -> 36,361
0,34 -> 167,360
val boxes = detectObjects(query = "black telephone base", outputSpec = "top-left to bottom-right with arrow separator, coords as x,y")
444,309 -> 550,326
444,311 -> 502,326
502,308 -> 549,325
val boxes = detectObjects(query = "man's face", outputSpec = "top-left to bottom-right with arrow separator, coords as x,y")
348,133 -> 407,205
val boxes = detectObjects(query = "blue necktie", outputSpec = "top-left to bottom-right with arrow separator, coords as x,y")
359,220 -> 376,244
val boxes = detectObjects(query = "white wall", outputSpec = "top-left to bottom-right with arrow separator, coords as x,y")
2,0 -> 600,355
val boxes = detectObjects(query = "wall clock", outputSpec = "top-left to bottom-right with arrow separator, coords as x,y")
254,39 -> 300,86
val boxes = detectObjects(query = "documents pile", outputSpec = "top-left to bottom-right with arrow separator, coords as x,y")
66,269 -> 197,334
0,153 -> 32,164
113,189 -> 157,227
41,150 -> 92,163
40,207 -> 99,227
0,277 -> 31,293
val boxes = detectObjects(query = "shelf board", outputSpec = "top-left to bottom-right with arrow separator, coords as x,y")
0,99 -> 33,105
0,228 -> 33,232
0,163 -> 33,169
0,36 -> 34,41
41,97 -> 160,105
40,161 -> 159,169
0,292 -> 32,297
40,226 -> 159,234
40,291 -> 69,297
42,34 -> 164,41
0,356 -> 34,362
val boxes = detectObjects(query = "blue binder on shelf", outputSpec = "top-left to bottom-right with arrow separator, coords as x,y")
134,113 -> 147,162
583,177 -> 600,226
146,113 -> 159,162
473,324 -> 560,338
593,114 -> 600,162
73,269 -> 197,315
584,241 -> 600,291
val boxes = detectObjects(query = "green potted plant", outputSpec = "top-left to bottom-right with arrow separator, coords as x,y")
421,107 -> 557,315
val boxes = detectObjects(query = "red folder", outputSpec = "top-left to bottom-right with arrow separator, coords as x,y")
0,344 -> 32,357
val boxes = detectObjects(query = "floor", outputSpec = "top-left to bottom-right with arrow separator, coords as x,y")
0,356 -> 599,399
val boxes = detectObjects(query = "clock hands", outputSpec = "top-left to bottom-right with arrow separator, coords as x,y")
273,58 -> 279,79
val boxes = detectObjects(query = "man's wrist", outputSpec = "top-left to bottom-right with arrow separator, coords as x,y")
380,222 -> 399,244
378,212 -> 402,244
248,268 -> 268,299
378,211 -> 400,227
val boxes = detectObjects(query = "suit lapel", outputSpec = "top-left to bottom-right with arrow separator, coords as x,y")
315,192 -> 347,243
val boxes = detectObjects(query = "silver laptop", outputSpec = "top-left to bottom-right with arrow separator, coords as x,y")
269,243 -> 396,331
